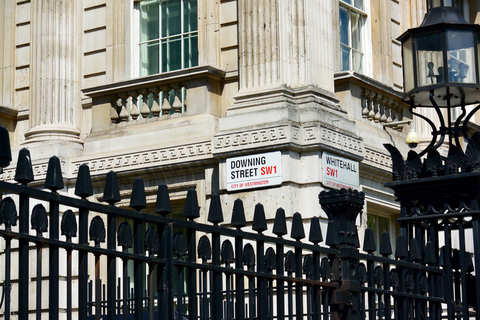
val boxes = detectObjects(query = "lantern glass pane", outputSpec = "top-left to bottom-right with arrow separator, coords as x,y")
447,30 -> 476,84
402,36 -> 415,93
428,0 -> 442,10
416,32 -> 444,87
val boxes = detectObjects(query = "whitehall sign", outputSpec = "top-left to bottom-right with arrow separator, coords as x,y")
322,152 -> 359,190
227,151 -> 282,191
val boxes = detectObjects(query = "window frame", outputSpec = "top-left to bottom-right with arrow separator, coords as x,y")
339,0 -> 367,74
133,0 -> 199,77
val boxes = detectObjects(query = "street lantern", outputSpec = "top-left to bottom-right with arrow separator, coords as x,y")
397,0 -> 480,153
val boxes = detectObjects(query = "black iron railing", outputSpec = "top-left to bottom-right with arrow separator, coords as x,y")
0,144 -> 474,319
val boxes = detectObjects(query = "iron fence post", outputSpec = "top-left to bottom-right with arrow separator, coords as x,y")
319,189 -> 364,320
18,190 -> 29,320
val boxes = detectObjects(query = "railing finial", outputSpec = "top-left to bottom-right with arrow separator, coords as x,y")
230,198 -> 246,229
308,216 -> 323,244
252,203 -> 267,233
362,227 -> 376,254
272,207 -> 287,237
14,148 -> 34,185
130,177 -> 146,211
103,171 -> 121,205
379,231 -> 393,257
183,189 -> 200,220
207,194 -> 223,225
154,184 -> 172,216
75,164 -> 93,199
45,156 -> 64,192
290,212 -> 305,241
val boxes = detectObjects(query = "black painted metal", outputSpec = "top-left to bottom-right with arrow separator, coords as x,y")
0,144 -> 478,319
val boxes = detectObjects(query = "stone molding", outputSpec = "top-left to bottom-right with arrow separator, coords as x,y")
1,159 -> 67,183
213,123 -> 364,158
0,142 -> 212,182
363,147 -> 392,170
71,142 -> 213,177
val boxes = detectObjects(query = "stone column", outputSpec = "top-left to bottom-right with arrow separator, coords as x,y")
237,0 -> 335,92
25,0 -> 82,144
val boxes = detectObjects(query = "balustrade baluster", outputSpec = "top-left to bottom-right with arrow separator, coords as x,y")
119,95 -> 129,122
139,90 -> 151,119
129,92 -> 140,120
172,84 -> 183,114
150,87 -> 162,117
161,87 -> 172,116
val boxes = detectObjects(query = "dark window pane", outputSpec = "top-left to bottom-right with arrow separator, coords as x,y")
162,36 -> 182,71
140,41 -> 159,76
184,0 -> 198,32
162,0 -> 182,37
139,0 -> 160,42
184,34 -> 198,68
340,7 -> 349,46
341,45 -> 350,71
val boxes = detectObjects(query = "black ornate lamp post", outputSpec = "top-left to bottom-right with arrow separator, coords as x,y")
383,1 -> 480,315
398,0 -> 480,154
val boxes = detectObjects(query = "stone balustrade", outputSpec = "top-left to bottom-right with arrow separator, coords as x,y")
110,85 -> 186,123
361,88 -> 406,130
82,65 -> 227,131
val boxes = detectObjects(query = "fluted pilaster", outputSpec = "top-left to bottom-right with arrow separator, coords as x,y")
238,0 -> 335,93
26,0 -> 81,143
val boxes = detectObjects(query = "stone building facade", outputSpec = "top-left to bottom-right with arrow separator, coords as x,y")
1,0 -> 478,315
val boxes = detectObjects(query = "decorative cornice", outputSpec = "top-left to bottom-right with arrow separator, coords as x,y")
213,123 -> 364,159
363,147 -> 392,170
0,159 -> 67,183
213,125 -> 292,154
0,142 -> 212,182
71,142 -> 213,176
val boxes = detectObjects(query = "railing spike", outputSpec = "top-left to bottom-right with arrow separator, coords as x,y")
252,203 -> 267,233
207,194 -> 224,225
75,164 -> 93,199
409,238 -> 422,262
154,184 -> 172,216
290,212 -> 305,241
230,198 -> 246,229
308,216 -> 323,244
14,148 -> 34,184
183,189 -> 200,220
363,227 -> 376,254
395,234 -> 408,259
130,177 -> 146,211
0,126 -> 12,169
272,207 -> 287,237
45,155 -> 64,192
379,231 -> 393,257
325,220 -> 339,248
423,241 -> 437,265
103,170 -> 121,205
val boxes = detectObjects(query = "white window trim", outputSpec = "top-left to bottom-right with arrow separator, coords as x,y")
131,0 -> 198,78
338,0 -> 373,77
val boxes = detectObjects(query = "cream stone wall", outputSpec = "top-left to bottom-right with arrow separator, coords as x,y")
2,0 -> 473,317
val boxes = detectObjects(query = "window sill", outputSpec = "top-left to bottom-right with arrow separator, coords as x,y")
83,65 -> 226,98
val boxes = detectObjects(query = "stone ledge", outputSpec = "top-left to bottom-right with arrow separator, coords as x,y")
213,123 -> 364,160
82,65 -> 227,98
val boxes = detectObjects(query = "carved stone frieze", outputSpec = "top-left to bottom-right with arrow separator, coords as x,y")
213,124 -> 364,157
0,159 -> 67,182
364,148 -> 392,170
72,142 -> 212,176
213,125 -> 292,152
